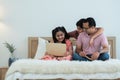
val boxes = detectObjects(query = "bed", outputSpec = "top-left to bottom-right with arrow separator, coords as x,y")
5,36 -> 120,80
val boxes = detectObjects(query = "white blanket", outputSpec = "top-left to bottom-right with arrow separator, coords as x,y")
6,59 -> 120,78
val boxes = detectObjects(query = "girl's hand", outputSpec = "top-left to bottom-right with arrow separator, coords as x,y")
64,52 -> 69,57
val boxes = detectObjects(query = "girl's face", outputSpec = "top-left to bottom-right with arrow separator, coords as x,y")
55,31 -> 65,43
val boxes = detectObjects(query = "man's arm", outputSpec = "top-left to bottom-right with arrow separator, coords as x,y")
76,44 -> 82,53
76,44 -> 86,57
90,35 -> 109,60
99,44 -> 109,54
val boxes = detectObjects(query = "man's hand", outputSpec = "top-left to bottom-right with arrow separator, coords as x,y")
79,51 -> 86,57
91,52 -> 100,60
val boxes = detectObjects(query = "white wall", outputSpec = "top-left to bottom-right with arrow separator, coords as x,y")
0,0 -> 120,67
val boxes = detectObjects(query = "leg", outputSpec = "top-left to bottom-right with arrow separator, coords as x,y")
98,52 -> 109,61
72,53 -> 90,61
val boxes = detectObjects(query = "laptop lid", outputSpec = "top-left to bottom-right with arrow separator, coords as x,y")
46,43 -> 66,56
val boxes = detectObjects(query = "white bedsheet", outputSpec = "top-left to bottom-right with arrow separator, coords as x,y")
6,72 -> 120,80
5,59 -> 120,80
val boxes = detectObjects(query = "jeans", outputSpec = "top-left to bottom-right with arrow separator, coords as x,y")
72,52 -> 109,61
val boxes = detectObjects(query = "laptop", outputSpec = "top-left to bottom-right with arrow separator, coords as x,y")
46,43 -> 66,56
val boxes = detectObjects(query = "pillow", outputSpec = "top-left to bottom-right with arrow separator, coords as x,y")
34,37 -> 48,59
73,45 -> 76,53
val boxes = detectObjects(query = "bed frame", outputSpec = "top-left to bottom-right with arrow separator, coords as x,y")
28,36 -> 116,59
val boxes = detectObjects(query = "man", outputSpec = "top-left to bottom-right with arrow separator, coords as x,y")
72,17 -> 109,61
68,18 -> 104,45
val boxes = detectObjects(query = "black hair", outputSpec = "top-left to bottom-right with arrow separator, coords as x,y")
86,17 -> 96,28
52,26 -> 70,43
76,18 -> 86,29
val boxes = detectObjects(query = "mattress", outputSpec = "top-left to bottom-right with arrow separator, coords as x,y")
5,59 -> 120,80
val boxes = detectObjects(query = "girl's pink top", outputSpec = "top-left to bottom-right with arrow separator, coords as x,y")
41,39 -> 73,61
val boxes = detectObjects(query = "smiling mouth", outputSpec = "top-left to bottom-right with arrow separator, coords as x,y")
59,39 -> 63,41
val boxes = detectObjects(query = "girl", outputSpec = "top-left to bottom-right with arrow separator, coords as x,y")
41,26 -> 73,60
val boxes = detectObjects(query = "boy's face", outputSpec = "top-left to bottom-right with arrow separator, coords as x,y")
83,22 -> 89,29
77,26 -> 83,33
55,31 -> 65,42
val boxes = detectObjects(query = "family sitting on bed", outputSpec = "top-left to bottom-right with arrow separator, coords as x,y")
41,17 -> 109,61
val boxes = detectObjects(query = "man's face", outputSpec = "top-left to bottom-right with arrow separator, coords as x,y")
77,26 -> 83,33
83,22 -> 95,34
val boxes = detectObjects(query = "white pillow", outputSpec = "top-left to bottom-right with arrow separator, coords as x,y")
34,37 -> 48,59
73,46 -> 76,53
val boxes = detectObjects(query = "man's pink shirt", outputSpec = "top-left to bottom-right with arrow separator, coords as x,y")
77,32 -> 108,54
